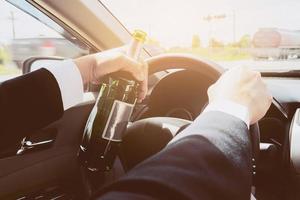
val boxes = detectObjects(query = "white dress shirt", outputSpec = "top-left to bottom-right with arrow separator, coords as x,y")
44,59 -> 250,137
204,99 -> 250,128
43,59 -> 84,110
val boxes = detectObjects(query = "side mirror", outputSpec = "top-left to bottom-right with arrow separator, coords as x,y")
22,56 -> 65,74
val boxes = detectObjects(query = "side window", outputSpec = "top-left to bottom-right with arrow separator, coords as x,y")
0,0 -> 89,82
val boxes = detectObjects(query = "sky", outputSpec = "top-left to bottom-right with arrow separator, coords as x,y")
0,0 -> 61,44
1,0 -> 300,48
101,0 -> 300,47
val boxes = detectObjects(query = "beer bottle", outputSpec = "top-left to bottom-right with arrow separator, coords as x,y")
79,30 -> 147,172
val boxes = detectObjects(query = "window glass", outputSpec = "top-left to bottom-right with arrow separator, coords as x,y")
0,0 -> 88,82
101,0 -> 300,71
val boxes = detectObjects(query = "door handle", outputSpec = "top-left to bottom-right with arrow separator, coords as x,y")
17,138 -> 54,155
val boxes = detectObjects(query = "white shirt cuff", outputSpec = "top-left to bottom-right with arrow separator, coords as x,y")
203,100 -> 250,128
43,59 -> 84,110
168,100 -> 249,145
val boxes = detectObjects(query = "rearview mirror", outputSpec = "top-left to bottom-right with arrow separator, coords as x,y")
22,56 -> 64,74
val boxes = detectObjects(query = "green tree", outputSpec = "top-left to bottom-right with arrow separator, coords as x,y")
0,46 -> 9,65
238,34 -> 251,48
146,37 -> 161,47
192,34 -> 201,48
209,38 -> 224,48
229,34 -> 251,48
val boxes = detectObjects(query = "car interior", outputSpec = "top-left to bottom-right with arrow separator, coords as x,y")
1,0 -> 300,200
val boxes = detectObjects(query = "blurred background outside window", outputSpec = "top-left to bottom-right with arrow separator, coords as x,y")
101,0 -> 300,71
0,0 -> 87,82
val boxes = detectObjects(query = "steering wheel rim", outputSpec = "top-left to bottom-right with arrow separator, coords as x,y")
146,53 -> 224,77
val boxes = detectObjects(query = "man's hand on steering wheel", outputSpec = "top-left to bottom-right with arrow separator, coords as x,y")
208,66 -> 273,125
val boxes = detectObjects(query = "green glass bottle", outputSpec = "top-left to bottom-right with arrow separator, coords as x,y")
79,30 -> 147,172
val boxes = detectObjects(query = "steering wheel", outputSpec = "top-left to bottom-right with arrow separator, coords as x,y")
120,53 -> 260,173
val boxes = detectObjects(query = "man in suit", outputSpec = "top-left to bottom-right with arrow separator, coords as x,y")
0,49 -> 272,199
0,50 -> 147,152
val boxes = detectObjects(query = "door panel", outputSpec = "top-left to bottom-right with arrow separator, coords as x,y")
0,102 -> 94,199
0,0 -> 95,198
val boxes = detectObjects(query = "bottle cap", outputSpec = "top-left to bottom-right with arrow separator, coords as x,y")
132,30 -> 147,43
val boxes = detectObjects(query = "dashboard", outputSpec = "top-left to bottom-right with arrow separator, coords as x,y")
137,69 -> 300,156
140,70 -> 299,124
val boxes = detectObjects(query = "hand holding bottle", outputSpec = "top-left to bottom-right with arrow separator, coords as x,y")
74,48 -> 148,102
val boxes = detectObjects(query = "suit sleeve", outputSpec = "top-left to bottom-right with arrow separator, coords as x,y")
0,69 -> 64,152
95,111 -> 252,200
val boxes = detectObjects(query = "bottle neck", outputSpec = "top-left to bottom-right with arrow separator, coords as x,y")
127,39 -> 143,60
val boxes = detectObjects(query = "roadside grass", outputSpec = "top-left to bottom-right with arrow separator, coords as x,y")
0,48 -> 20,75
167,47 -> 252,61
0,64 -> 20,75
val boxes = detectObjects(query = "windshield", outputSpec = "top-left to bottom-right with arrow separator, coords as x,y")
101,0 -> 300,71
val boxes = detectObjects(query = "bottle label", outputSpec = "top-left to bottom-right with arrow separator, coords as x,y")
102,100 -> 134,142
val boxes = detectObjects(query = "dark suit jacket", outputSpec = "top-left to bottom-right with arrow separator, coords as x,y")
0,69 -> 64,152
96,111 -> 252,200
0,69 -> 252,199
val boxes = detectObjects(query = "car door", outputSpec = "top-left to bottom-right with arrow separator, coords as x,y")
0,1 -> 95,199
